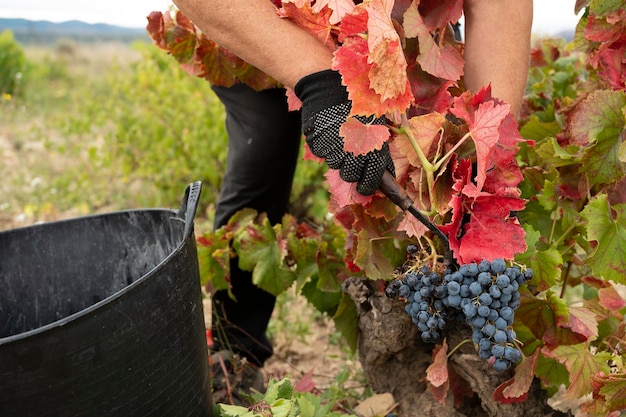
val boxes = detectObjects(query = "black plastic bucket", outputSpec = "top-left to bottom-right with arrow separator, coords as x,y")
0,182 -> 212,417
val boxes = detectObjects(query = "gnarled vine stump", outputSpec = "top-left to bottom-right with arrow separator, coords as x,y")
343,277 -> 569,417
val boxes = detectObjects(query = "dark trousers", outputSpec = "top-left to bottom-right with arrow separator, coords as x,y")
210,84 -> 302,366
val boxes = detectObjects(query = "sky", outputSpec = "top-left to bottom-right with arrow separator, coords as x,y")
0,0 -> 583,35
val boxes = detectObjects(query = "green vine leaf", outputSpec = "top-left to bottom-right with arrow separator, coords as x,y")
233,217 -> 297,296
534,353 -> 570,397
332,293 -> 359,352
571,90 -> 626,186
516,224 -> 563,291
516,289 -> 590,349
582,194 -> 626,284
589,0 -> 624,16
542,343 -> 612,400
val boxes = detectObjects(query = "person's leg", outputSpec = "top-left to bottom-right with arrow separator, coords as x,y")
210,84 -> 301,367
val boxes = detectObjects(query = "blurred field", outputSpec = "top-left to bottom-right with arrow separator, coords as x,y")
1,40 -> 151,229
1,35 -> 328,232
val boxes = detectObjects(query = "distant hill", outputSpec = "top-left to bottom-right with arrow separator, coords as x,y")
0,18 -> 150,44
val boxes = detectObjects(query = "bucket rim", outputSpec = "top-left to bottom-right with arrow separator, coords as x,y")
0,207 -> 191,346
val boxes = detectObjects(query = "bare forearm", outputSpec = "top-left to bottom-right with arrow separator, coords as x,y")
463,0 -> 533,118
171,0 -> 333,88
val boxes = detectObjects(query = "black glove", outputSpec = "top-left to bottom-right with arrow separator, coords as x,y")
294,69 -> 395,196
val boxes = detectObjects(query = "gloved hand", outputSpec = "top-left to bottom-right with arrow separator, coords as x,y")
294,69 -> 395,196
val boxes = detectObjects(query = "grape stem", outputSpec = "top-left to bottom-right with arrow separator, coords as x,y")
447,338 -> 473,358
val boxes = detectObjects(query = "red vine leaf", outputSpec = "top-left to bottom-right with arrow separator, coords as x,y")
398,212 -> 429,238
426,340 -> 449,387
440,158 -> 527,264
403,1 -> 464,81
146,11 -> 166,48
494,349 -> 539,404
278,1 -> 337,49
484,114 -> 527,192
425,340 -> 449,404
311,0 -> 356,25
365,0 -> 412,103
294,368 -> 317,393
418,0 -> 463,31
598,286 -> 626,311
337,5 -> 368,42
455,192 -> 527,263
581,372 -> 626,416
325,169 -> 373,208
451,90 -> 512,192
334,37 -> 413,116
564,307 -> 599,341
340,117 -> 390,155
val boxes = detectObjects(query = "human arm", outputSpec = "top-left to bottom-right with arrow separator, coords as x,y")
170,0 -> 333,89
463,0 -> 533,118
171,0 -> 393,195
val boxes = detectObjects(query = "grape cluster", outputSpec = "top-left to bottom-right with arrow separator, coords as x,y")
386,244 -> 534,372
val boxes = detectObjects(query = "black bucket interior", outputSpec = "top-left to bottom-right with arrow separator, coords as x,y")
0,182 -> 212,417
0,210 -> 184,338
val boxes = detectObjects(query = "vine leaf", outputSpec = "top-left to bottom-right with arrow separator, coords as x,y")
588,0 -> 624,17
405,112 -> 447,166
146,10 -> 278,91
293,369 -> 317,393
572,90 -> 626,186
582,194 -> 626,284
441,159 -> 527,264
426,340 -> 449,387
151,11 -> 196,63
598,285 -> 626,311
516,289 -> 591,349
569,90 -> 625,146
457,193 -> 527,263
197,231 -> 232,289
542,343 -> 612,400
516,224 -> 563,291
574,0 -> 591,14
398,212 -> 429,238
311,0 -> 356,25
565,306 -> 599,341
534,353 -> 570,393
418,0 -> 463,31
425,340 -> 449,404
278,1 -> 337,49
493,349 -> 539,404
582,6 -> 626,90
581,372 -> 626,416
366,0 -> 411,102
333,28 -> 412,115
332,293 -> 359,352
582,276 -> 626,316
403,1 -> 464,81
340,116 -> 390,155
325,170 -> 373,208
336,5 -> 368,41
451,89 -> 512,192
233,217 -> 297,296
485,115 -> 528,191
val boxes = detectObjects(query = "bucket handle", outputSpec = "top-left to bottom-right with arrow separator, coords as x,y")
178,181 -> 203,239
